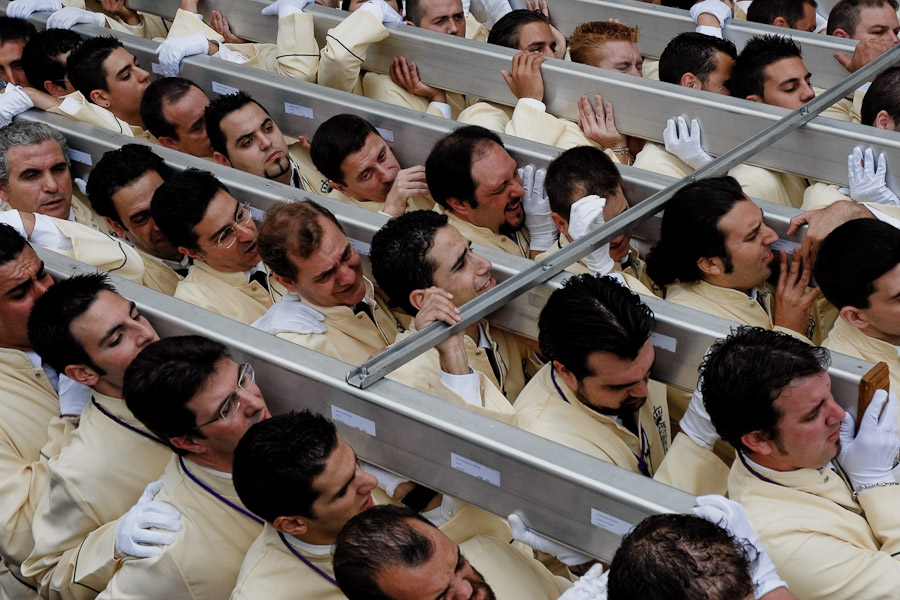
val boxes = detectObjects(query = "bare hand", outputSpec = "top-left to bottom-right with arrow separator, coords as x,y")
384,165 -> 430,218
210,10 -> 248,44
390,57 -> 446,103
296,135 -> 311,151
415,287 -> 467,368
100,0 -> 140,24
180,0 -> 199,12
524,0 -> 549,16
834,37 -> 897,73
578,94 -> 627,149
501,51 -> 545,101
773,249 -> 821,335
21,87 -> 62,111
787,200 -> 874,262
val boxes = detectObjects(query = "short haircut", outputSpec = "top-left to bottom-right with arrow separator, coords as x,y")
310,114 -> 379,186
425,125 -> 504,210
0,121 -> 69,186
544,146 -> 623,221
0,16 -> 36,46
539,274 -> 655,380
730,34 -> 803,100
21,29 -> 82,90
334,505 -> 436,600
815,219 -> 900,309
257,200 -> 342,281
608,513 -> 756,600
124,336 -> 230,452
487,10 -> 550,49
66,35 -> 123,98
569,21 -> 640,66
151,169 -> 230,251
861,66 -> 900,126
747,0 -> 818,27
700,325 -> 830,453
659,32 -> 737,86
645,176 -> 745,287
0,223 -> 27,269
827,0 -> 899,36
141,77 -> 204,141
232,411 -> 338,523
204,91 -> 269,158
27,273 -> 116,375
405,0 -> 431,26
370,210 -> 448,313
87,144 -> 171,226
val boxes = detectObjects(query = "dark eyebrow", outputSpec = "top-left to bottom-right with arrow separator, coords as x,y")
778,76 -> 800,88
451,244 -> 469,272
333,450 -> 359,500
314,243 -> 352,282
804,399 -> 826,421
433,547 -> 462,600
208,201 -> 240,242
116,60 -> 132,79
744,223 -> 761,240
99,301 -> 137,346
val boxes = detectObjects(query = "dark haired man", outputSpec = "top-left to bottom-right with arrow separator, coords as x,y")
0,16 -> 34,87
21,28 -> 81,97
828,0 -> 900,42
746,0 -> 819,31
702,326 -> 900,600
22,274 -> 177,600
97,335 -> 270,600
139,77 -> 212,158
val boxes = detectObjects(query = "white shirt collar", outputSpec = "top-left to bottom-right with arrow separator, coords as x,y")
283,532 -> 334,557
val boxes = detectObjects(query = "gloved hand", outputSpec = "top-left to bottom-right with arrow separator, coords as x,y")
361,462 -> 409,498
155,33 -> 210,78
847,146 -> 900,206
261,0 -> 315,20
46,6 -> 107,29
568,195 -> 615,276
251,293 -> 327,335
74,178 -> 88,197
815,12 -> 828,33
6,0 -> 61,19
115,479 -> 182,559
0,84 -> 34,128
679,385 -> 719,451
664,117 -> 714,170
690,0 -> 732,26
58,375 -> 92,418
519,165 -> 558,252
357,0 -> 404,24
838,389 -> 900,489
693,495 -> 788,598
557,564 -> 607,600
508,513 -> 592,567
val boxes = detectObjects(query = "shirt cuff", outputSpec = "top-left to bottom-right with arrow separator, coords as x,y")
30,214 -> 73,251
516,97 -> 546,112
57,95 -> 84,116
866,204 -> 900,229
213,45 -> 251,64
695,25 -> 724,38
439,368 -> 482,407
428,101 -> 452,119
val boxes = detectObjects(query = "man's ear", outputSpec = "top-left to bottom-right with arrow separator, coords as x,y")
771,16 -> 790,28
745,94 -> 764,104
212,151 -> 232,167
273,515 -> 310,537
44,81 -> 67,98
328,180 -> 352,197
64,364 -> 101,387
0,181 -> 10,203
741,430 -> 774,455
169,435 -> 206,455
408,288 -> 427,312
697,256 -> 725,277
445,197 -> 471,217
831,28 -> 850,38
874,110 -> 897,131
840,305 -> 870,331
104,217 -> 129,240
89,89 -> 111,108
550,213 -> 570,240
679,72 -> 703,90
273,273 -> 303,296
552,360 -> 578,393
180,245 -> 204,263
157,136 -> 181,152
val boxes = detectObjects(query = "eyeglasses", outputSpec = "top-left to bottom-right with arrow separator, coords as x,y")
194,363 -> 254,430
214,203 -> 253,249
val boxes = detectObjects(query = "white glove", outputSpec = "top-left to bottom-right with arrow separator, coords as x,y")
508,513 -> 592,567
519,165 -> 558,252
361,462 -> 409,498
568,195 -> 615,276
358,0 -> 404,25
0,84 -> 34,128
848,147 -> 900,206
58,375 -> 92,418
261,0 -> 314,19
251,293 -> 327,335
693,495 -> 787,598
115,479 -> 182,559
6,0 -> 61,19
155,33 -> 210,78
46,6 -> 106,29
690,0 -> 732,27
815,12 -> 828,33
838,389 -> 900,489
679,385 -> 719,451
664,117 -> 714,171
557,564 -> 607,600
74,177 -> 88,196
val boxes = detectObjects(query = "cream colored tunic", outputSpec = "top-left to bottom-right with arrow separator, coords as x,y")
632,140 -> 693,180
463,535 -> 572,599
824,318 -> 900,396
63,0 -> 170,40
729,163 -> 809,209
326,189 -> 435,215
22,392 -> 173,600
51,218 -> 145,284
174,261 -> 275,325
47,92 -> 156,143
96,456 -> 263,600
434,204 -> 530,259
136,250 -> 182,296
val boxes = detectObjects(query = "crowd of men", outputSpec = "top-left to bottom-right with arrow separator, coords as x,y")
0,0 -> 899,597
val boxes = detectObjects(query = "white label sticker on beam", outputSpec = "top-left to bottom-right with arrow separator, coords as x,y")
151,62 -> 164,75
450,453 -> 500,486
284,102 -> 314,119
67,149 -> 92,166
650,331 -> 677,353
212,81 -> 240,96
349,238 -> 371,256
375,127 -> 395,142
248,206 -> 266,222
331,405 -> 376,436
772,239 -> 801,253
590,508 -> 633,536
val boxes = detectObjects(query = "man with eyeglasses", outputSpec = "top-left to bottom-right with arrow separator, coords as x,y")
22,274 -> 181,600
151,168 -> 280,324
96,335 -> 271,600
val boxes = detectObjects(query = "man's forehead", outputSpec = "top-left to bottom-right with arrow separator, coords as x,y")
764,57 -> 807,83
102,47 -> 133,75
9,140 -> 65,165
472,142 -> 514,187
0,246 -> 38,294
423,0 -> 463,17
196,190 -> 237,230
720,198 -> 760,235
343,133 -> 386,176
222,103 -> 269,141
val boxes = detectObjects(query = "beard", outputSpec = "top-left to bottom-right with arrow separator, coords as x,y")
469,565 -> 497,600
575,381 -> 646,417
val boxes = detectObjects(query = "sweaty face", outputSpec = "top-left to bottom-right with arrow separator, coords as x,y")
713,199 -> 778,293
218,102 -> 292,183
162,86 -> 213,158
374,519 -> 496,600
756,57 -> 815,110
0,40 -> 27,86
334,132 -> 401,203
564,338 -> 654,416
468,142 -> 526,235
517,22 -> 557,57
0,140 -> 72,220
594,40 -> 643,77
850,262 -> 900,345
108,171 -> 181,262
851,5 -> 900,42
187,190 -> 261,273
100,47 -> 150,120
283,216 -> 366,307
418,0 -> 466,37
427,225 -> 496,308
0,247 -> 52,350
701,51 -> 734,95
68,290 -> 159,391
